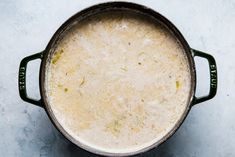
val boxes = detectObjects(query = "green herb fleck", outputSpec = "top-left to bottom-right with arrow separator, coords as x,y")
64,88 -> 68,92
106,115 -> 126,136
176,80 -> 180,89
138,52 -> 145,56
58,84 -> 63,88
106,119 -> 122,136
79,77 -> 85,87
52,49 -> 64,64
120,66 -> 127,71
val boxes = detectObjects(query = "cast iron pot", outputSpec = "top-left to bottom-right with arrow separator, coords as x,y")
18,2 -> 217,156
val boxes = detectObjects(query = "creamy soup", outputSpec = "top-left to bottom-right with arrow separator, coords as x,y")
46,11 -> 191,154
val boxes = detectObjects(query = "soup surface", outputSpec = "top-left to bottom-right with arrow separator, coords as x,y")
46,11 -> 191,154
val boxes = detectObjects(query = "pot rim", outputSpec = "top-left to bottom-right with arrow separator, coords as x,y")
39,1 -> 196,156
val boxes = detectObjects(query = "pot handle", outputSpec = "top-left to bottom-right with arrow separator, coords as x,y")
191,49 -> 217,105
18,52 -> 44,107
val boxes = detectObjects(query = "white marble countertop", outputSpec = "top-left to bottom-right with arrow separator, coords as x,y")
0,0 -> 234,156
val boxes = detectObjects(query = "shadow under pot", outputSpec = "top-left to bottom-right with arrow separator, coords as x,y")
18,2 -> 217,157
